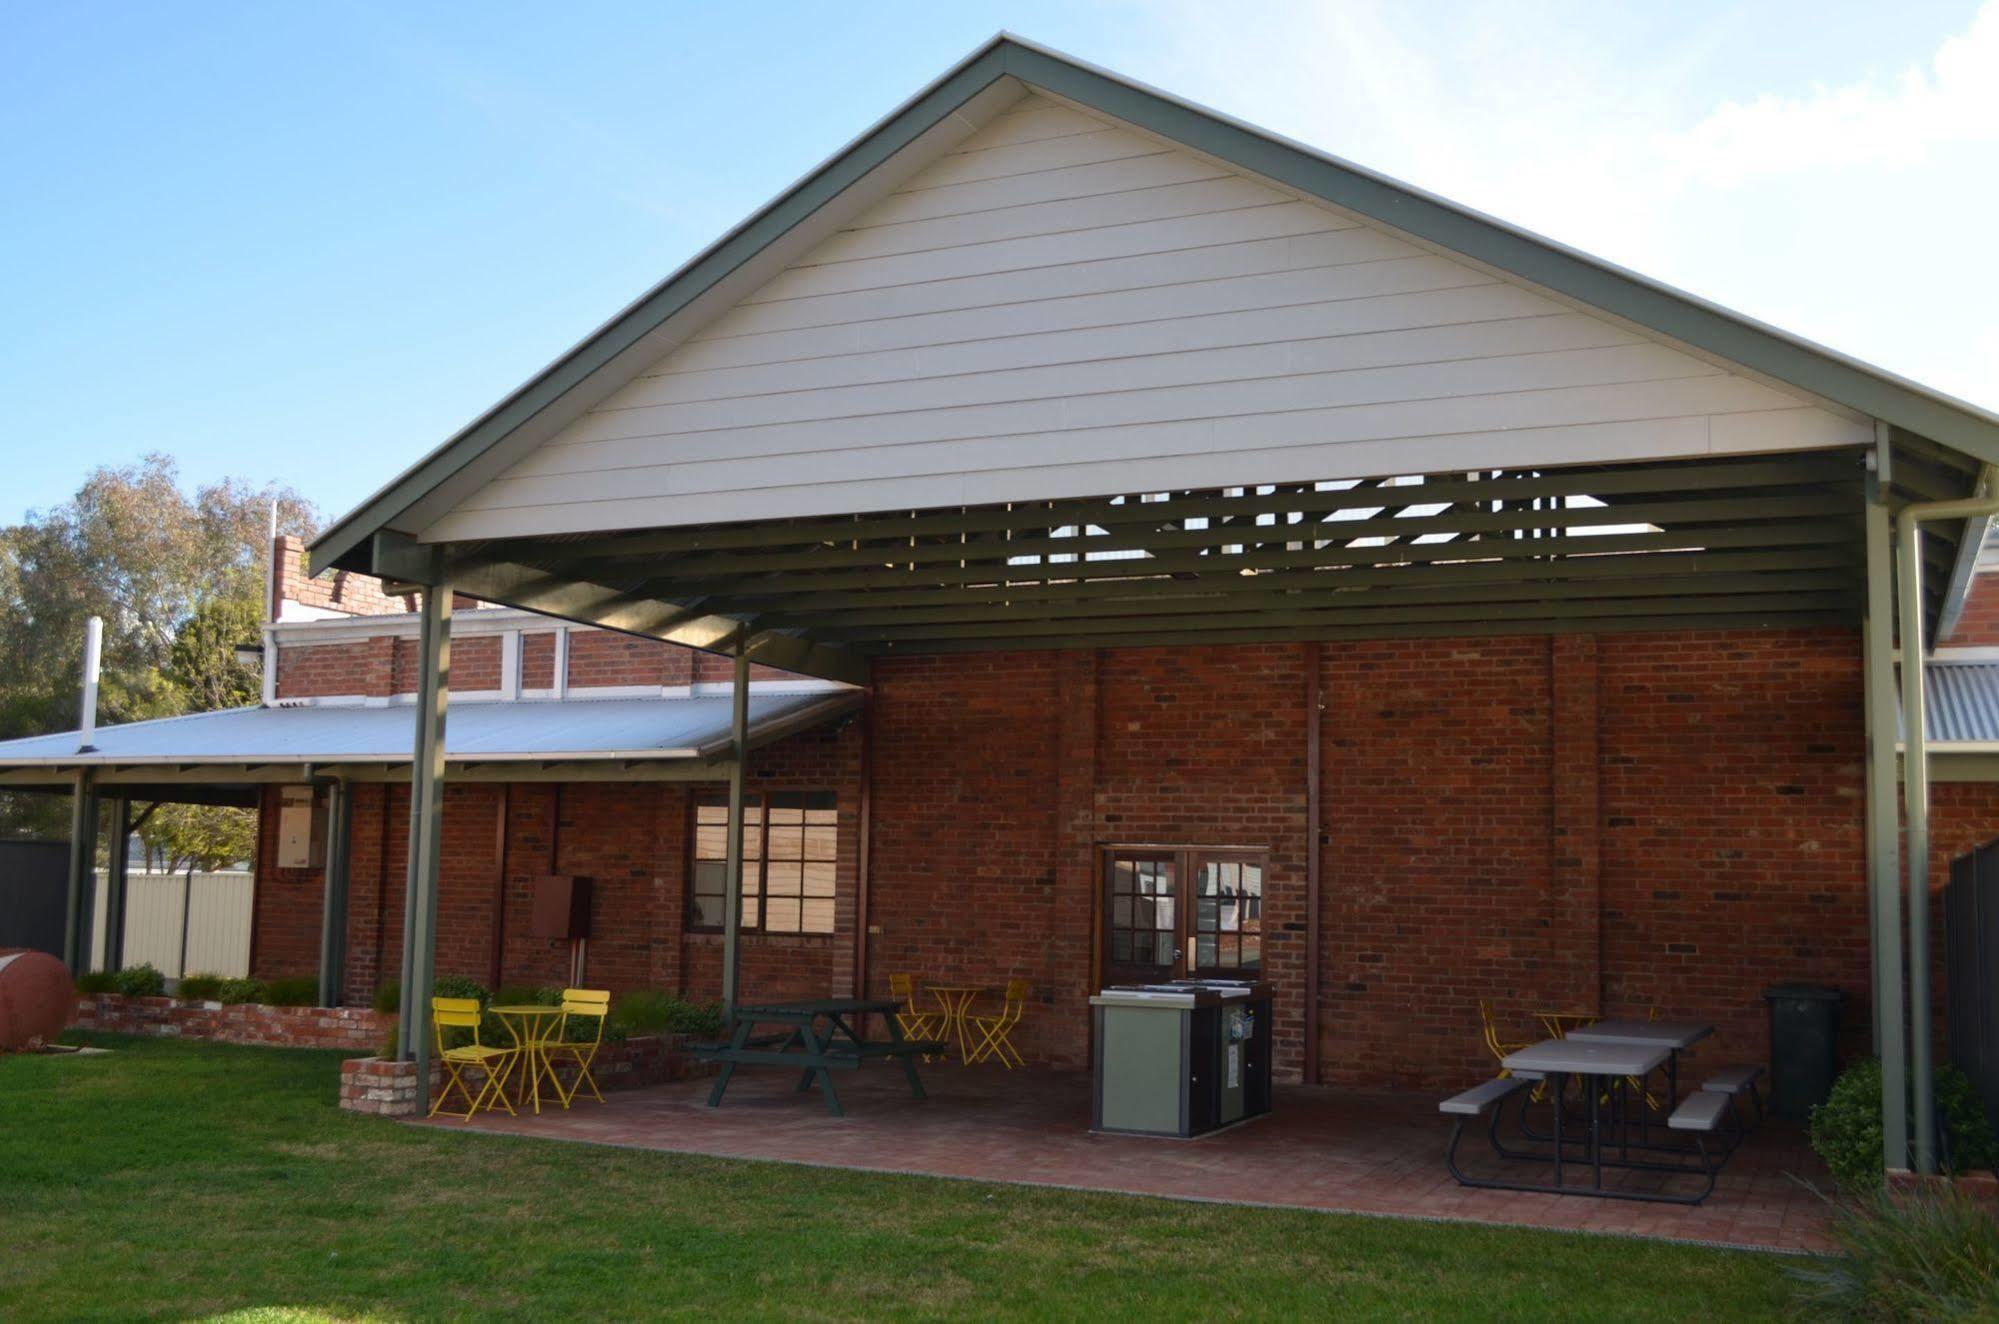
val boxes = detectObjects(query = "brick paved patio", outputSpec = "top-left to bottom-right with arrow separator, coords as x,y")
423,1065 -> 1835,1252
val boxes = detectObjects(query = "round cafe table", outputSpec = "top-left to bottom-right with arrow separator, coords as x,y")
924,984 -> 991,1062
489,1004 -> 566,1114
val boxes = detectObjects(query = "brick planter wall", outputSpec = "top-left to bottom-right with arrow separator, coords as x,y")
75,994 -> 392,1052
339,1056 -> 440,1116
336,1033 -> 705,1117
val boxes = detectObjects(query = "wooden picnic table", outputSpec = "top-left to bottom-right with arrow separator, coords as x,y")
694,997 -> 947,1116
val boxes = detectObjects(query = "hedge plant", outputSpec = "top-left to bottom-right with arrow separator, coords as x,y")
215,977 -> 266,1005
1810,1058 -> 1999,1191
176,973 -> 227,1002
111,964 -> 166,998
262,976 -> 318,1007
74,971 -> 116,994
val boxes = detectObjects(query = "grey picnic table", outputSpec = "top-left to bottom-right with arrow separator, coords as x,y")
1566,1018 -> 1713,1116
694,997 -> 947,1117
1495,1037 -> 1684,1198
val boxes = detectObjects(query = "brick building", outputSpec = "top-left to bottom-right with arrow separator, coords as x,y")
10,40 -> 1999,1171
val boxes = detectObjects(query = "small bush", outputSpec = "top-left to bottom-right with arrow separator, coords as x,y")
111,964 -> 166,998
492,984 -> 561,1008
215,977 -> 266,1005
1811,1059 -> 1999,1191
432,974 -> 489,1004
263,976 -> 318,1007
608,990 -> 724,1040
74,970 -> 116,995
377,1021 -> 401,1061
176,973 -> 227,1002
1792,1185 -> 1999,1319
371,980 -> 401,1015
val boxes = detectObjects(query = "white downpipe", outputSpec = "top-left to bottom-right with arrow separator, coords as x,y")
1897,467 -> 1999,1175
78,616 -> 102,753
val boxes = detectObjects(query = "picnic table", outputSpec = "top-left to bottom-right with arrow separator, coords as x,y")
694,998 -> 947,1117
1467,1036 -> 1721,1203
1565,1018 -> 1712,1115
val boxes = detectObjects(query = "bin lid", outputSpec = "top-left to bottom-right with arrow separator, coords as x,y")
1763,982 -> 1843,1002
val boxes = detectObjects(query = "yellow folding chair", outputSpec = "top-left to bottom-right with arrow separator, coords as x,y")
888,973 -> 944,1057
547,988 -> 610,1107
1478,999 -> 1546,1102
429,996 -> 518,1119
965,978 -> 1030,1068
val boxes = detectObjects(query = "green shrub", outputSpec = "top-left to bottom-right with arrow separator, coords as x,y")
371,980 -> 401,1015
1811,1059 -> 1999,1192
111,964 -> 166,998
263,976 -> 318,1007
491,984 -> 561,1007
176,973 -> 227,1002
1792,1185 -> 1999,1319
377,1021 -> 401,1061
74,970 -> 116,995
215,977 -> 266,1005
432,974 -> 489,1004
608,990 -> 724,1040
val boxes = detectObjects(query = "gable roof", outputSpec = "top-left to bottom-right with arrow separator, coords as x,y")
312,32 -> 1999,576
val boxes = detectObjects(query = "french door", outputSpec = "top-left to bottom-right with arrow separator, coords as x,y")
1102,847 -> 1265,986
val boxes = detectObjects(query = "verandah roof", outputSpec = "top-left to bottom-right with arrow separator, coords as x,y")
0,691 -> 861,787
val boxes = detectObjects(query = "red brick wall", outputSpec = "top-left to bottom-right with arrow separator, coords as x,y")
1945,574 -> 1999,646
274,536 -> 412,617
275,638 -> 394,699
251,625 -> 1992,1090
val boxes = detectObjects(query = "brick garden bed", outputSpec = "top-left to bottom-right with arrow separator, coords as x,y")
76,993 -> 390,1052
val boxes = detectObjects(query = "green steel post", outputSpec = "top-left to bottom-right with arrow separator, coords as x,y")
1896,467 -> 1999,1175
398,586 -> 452,1103
103,797 -> 131,972
318,779 -> 352,1008
1864,487 -> 1906,1171
61,771 -> 98,975
721,635 -> 749,1025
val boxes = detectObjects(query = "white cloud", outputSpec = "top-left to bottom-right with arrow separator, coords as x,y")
1660,1 -> 1999,186
1112,0 -> 1999,411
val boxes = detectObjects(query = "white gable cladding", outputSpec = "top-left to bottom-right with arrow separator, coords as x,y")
425,94 -> 1870,542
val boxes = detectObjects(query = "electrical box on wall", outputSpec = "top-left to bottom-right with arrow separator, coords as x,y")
275,785 -> 324,870
530,875 -> 592,940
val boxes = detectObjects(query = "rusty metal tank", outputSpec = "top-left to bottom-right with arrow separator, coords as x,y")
0,948 -> 75,1050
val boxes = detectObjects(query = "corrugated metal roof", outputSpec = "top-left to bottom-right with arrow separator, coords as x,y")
1920,663 -> 1999,744
0,692 -> 858,767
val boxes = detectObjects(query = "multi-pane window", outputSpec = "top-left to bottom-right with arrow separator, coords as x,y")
690,790 -> 838,934
1104,848 -> 1263,980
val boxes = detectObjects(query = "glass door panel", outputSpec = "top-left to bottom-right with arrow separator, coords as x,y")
1104,852 -> 1179,984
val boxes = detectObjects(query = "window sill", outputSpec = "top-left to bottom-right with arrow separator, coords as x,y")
684,930 -> 837,946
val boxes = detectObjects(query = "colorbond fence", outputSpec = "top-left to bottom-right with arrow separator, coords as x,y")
88,870 -> 254,978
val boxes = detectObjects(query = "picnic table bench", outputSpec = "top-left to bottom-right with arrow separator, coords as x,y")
692,997 -> 947,1116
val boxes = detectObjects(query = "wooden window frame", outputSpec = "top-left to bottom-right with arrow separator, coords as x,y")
687,787 -> 839,936
1099,843 -> 1267,984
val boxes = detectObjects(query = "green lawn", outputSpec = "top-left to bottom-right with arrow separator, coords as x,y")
2,1035 -> 1802,1322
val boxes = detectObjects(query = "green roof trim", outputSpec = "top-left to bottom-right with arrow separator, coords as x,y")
312,32 -> 1999,575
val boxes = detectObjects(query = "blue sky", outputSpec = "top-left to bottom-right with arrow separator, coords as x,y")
4,1 -> 1995,524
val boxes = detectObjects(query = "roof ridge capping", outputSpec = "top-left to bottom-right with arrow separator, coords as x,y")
311,31 -> 1999,575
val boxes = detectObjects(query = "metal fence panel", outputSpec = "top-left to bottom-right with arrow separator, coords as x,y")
89,871 -> 253,978
1945,842 -> 1999,1131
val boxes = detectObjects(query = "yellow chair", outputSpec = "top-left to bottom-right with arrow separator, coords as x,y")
429,996 -> 518,1119
965,979 -> 1030,1069
547,988 -> 610,1107
1479,999 -> 1545,1102
888,973 -> 944,1055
